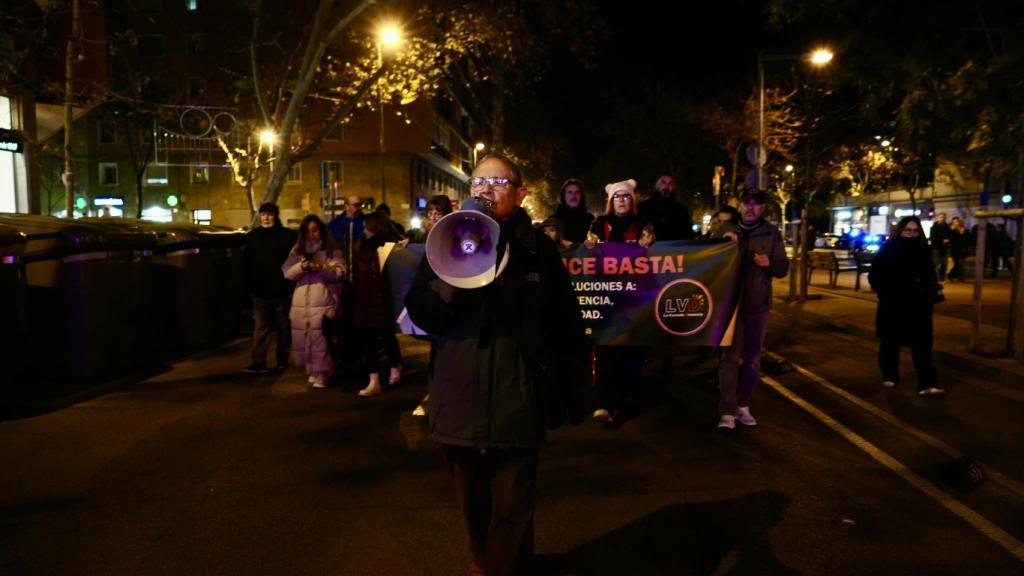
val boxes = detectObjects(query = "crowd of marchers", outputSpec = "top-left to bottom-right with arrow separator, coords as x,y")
240,157 -> 947,576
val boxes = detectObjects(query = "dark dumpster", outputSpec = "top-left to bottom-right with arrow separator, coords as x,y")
0,214 -> 157,381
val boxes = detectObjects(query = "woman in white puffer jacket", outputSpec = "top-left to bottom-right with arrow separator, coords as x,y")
283,214 -> 346,388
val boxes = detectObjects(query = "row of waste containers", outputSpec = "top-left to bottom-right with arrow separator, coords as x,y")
0,213 -> 248,409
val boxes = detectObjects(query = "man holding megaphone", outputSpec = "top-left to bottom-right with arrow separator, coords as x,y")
405,154 -> 589,576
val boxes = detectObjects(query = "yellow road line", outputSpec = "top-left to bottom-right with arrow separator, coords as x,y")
762,375 -> 1024,563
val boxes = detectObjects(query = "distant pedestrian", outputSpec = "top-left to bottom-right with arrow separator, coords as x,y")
637,173 -> 695,241
991,223 -> 1013,276
375,203 -> 407,238
243,202 -> 297,374
283,215 -> 346,389
947,217 -> 969,282
406,195 -> 452,245
868,216 -> 944,396
930,212 -> 951,281
327,195 -> 365,273
717,190 -> 789,429
550,178 -> 595,243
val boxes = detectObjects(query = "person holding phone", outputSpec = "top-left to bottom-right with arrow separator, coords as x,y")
283,215 -> 346,389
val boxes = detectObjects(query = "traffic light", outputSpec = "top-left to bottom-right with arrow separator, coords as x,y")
1002,194 -> 1013,206
166,194 -> 180,207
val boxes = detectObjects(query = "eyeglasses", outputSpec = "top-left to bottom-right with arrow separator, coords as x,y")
611,193 -> 632,201
469,176 -> 515,192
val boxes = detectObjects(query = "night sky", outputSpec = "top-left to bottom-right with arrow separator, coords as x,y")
504,0 -> 797,207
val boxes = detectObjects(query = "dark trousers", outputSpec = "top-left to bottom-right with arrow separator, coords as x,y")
879,336 -> 937,390
948,256 -> 966,281
359,328 -> 401,375
594,346 -> 645,414
251,297 -> 291,367
444,445 -> 538,576
718,311 -> 770,415
933,248 -> 949,280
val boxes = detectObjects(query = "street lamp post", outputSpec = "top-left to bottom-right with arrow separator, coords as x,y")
758,48 -> 833,302
376,23 -> 402,207
473,142 -> 485,166
757,48 -> 833,191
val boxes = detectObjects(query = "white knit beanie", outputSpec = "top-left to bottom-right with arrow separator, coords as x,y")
605,179 -> 637,201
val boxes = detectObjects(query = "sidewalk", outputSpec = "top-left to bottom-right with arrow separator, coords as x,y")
772,270 -> 1024,387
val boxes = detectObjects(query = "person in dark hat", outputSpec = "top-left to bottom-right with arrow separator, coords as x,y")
243,202 -> 298,373
716,189 -> 788,429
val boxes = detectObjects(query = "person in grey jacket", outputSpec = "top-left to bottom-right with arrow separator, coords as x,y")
405,154 -> 588,576
717,190 -> 789,430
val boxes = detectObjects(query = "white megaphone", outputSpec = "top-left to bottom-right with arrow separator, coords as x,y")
425,197 -> 510,289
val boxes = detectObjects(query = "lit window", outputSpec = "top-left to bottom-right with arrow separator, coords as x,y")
99,162 -> 119,186
286,162 -> 302,183
145,164 -> 169,186
320,161 -> 343,191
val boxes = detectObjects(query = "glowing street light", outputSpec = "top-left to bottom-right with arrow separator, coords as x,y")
473,142 -> 486,165
809,48 -> 834,66
757,47 -> 835,189
377,21 -> 403,206
259,128 -> 277,148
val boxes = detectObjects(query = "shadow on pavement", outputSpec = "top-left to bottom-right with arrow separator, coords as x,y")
536,490 -> 795,576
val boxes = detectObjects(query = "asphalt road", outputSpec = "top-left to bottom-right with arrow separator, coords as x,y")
2,323 -> 1023,575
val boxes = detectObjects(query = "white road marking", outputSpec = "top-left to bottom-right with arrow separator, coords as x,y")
766,352 -> 1024,501
762,375 -> 1024,563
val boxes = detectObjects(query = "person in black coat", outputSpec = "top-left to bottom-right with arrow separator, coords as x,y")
405,154 -> 589,576
550,178 -> 595,243
868,216 -> 945,396
947,216 -> 970,282
636,173 -> 694,241
243,202 -> 297,373
929,212 -> 951,281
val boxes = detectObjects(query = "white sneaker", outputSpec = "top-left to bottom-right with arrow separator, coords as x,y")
717,415 -> 736,430
736,406 -> 757,427
593,408 -> 611,422
311,376 -> 326,389
918,387 -> 946,396
358,374 -> 382,397
882,380 -> 896,388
